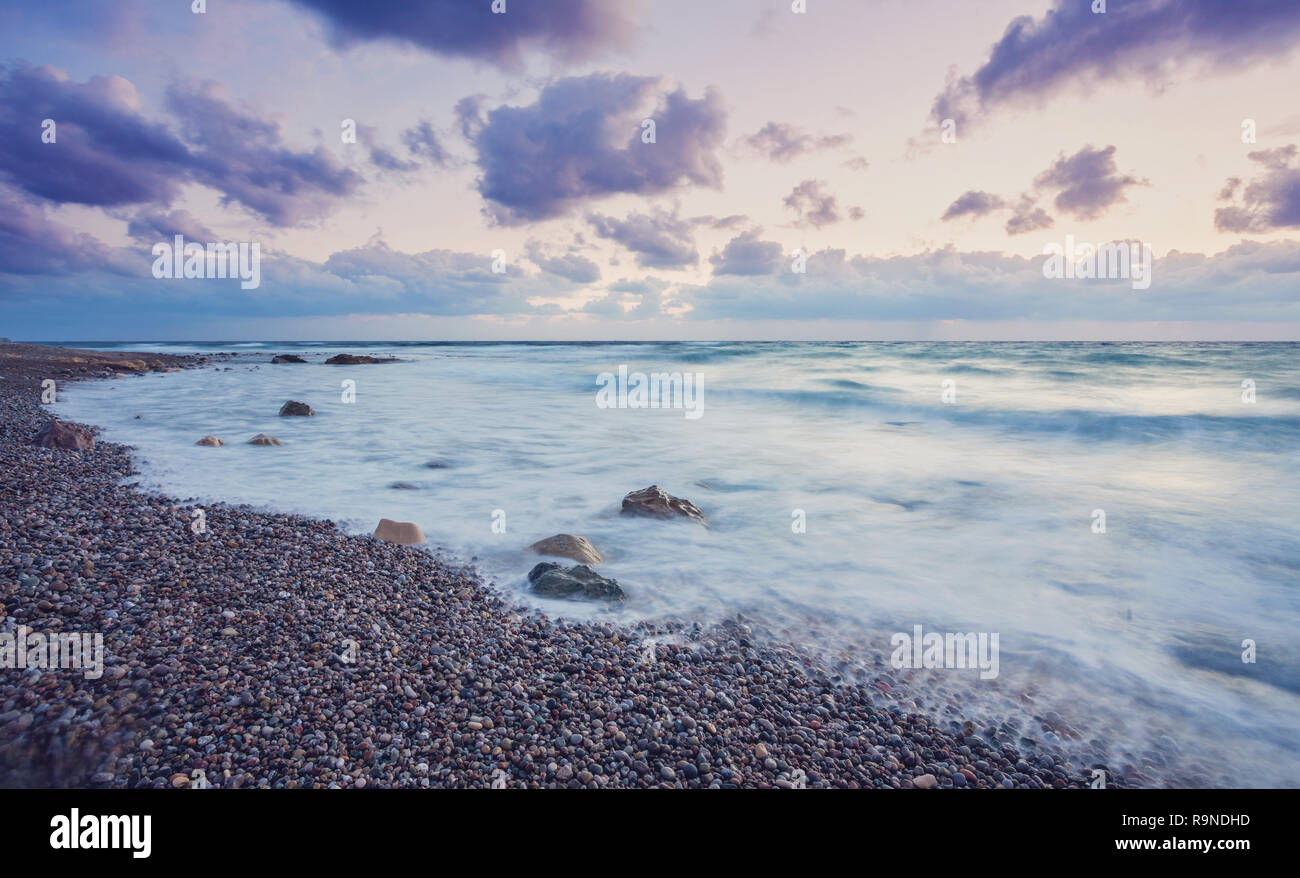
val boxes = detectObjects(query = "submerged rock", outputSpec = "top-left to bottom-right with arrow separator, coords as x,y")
529,534 -> 604,564
195,436 -> 225,447
271,354 -> 307,364
620,485 -> 706,524
31,419 -> 94,450
373,518 -> 426,545
279,400 -> 315,416
528,562 -> 625,601
389,482 -> 418,490
247,433 -> 283,446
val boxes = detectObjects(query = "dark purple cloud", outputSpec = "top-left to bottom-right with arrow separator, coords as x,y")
1033,145 -> 1144,220
1215,144 -> 1300,232
466,73 -> 726,225
0,65 -> 363,227
0,189 -> 110,275
125,208 -> 215,242
401,121 -> 450,166
709,229 -> 783,276
941,190 -> 1005,221
783,179 -> 855,228
284,0 -> 636,68
587,208 -> 698,269
166,81 -> 362,226
0,64 -> 193,207
931,0 -> 1300,129
741,122 -> 852,163
1004,198 -> 1054,236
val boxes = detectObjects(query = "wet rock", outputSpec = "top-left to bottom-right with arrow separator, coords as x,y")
528,534 -> 604,564
527,562 -> 625,601
195,436 -> 225,447
247,433 -> 283,446
325,354 -> 397,365
279,400 -> 315,416
271,354 -> 307,364
373,518 -> 426,546
620,485 -> 706,524
30,419 -> 94,450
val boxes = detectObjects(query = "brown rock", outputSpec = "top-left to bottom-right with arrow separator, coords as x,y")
620,485 -> 706,524
107,359 -> 148,372
914,773 -> 938,790
247,433 -> 283,446
373,518 -> 426,546
529,534 -> 604,564
271,354 -> 307,363
30,419 -> 95,450
195,436 -> 225,447
279,400 -> 315,416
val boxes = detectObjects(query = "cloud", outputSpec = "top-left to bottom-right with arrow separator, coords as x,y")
0,65 -> 363,227
687,239 -> 1300,324
587,207 -> 698,268
283,0 -> 637,68
125,208 -> 215,242
466,73 -> 726,225
1215,144 -> 1300,232
524,240 -> 601,282
1004,198 -> 1054,236
0,189 -> 114,276
709,228 -> 784,276
401,121 -> 451,166
942,190 -> 1006,221
783,179 -> 857,228
1034,144 -> 1145,220
928,0 -> 1300,130
740,122 -> 852,163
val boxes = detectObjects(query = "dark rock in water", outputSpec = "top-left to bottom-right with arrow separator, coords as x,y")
528,562 -> 625,601
389,482 -> 418,490
424,459 -> 451,469
271,354 -> 307,364
620,485 -> 706,524
31,419 -> 94,450
247,433 -> 283,446
279,400 -> 315,416
325,354 -> 397,365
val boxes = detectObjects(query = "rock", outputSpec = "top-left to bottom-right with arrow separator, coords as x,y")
325,354 -> 396,365
424,459 -> 451,469
271,354 -> 307,363
195,436 -> 225,447
106,359 -> 148,372
527,562 -> 625,601
279,400 -> 315,416
373,518 -> 426,545
247,433 -> 283,446
913,773 -> 938,789
389,482 -> 418,490
528,534 -> 604,564
30,419 -> 94,450
620,485 -> 706,524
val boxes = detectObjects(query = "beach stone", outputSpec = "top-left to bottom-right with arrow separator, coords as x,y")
325,354 -> 395,365
373,518 -> 426,546
30,419 -> 94,451
106,359 -> 148,372
279,400 -> 315,416
527,562 -> 625,601
247,433 -> 283,446
528,534 -> 604,564
195,436 -> 225,447
271,354 -> 307,363
620,485 -> 706,524
914,773 -> 938,789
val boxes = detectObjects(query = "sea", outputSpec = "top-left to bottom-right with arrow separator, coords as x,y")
50,340 -> 1300,787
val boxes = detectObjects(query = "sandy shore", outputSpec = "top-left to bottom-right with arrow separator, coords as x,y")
0,342 -> 1119,788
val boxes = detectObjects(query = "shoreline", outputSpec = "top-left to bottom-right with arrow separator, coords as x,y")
0,342 -> 1120,788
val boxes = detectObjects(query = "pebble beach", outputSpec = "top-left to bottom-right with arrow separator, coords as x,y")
0,343 -> 1121,789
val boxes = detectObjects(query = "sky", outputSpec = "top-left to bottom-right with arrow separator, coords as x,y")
1,0 -> 1299,341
